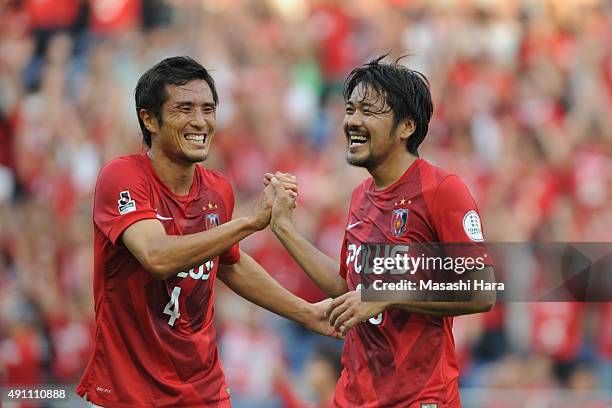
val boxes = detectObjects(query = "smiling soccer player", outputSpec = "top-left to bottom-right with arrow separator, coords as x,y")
268,56 -> 495,407
76,56 -> 337,408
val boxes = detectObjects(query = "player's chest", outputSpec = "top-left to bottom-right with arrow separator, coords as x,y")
345,192 -> 434,244
342,193 -> 437,289
150,190 -> 228,235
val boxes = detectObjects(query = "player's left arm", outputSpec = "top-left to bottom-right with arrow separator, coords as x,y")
327,175 -> 496,336
217,250 -> 340,338
327,269 -> 494,336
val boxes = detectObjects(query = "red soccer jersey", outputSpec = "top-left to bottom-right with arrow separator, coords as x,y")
77,153 -> 240,408
334,158 -> 492,408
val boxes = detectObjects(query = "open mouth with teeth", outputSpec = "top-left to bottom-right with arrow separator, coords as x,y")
349,134 -> 369,145
184,133 -> 207,146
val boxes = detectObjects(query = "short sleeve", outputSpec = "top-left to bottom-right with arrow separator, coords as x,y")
431,176 -> 493,264
93,158 -> 157,245
339,238 -> 348,279
218,177 -> 240,265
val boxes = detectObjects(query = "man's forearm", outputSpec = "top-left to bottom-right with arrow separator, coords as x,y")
217,251 -> 311,325
386,266 -> 496,316
129,216 -> 261,280
273,219 -> 347,297
388,301 -> 494,317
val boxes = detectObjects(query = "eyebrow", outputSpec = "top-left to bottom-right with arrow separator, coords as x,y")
173,101 -> 216,107
346,101 -> 373,107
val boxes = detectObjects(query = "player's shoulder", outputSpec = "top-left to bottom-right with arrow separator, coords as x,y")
196,165 -> 234,194
97,154 -> 149,183
100,154 -> 147,175
418,159 -> 467,192
350,178 -> 371,201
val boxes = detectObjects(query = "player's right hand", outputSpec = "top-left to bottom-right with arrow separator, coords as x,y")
306,298 -> 343,339
249,183 -> 275,230
269,176 -> 297,231
263,172 -> 298,196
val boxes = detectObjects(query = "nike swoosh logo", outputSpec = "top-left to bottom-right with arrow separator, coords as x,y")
156,213 -> 173,221
347,221 -> 363,230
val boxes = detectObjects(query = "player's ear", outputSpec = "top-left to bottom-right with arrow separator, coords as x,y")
139,109 -> 159,134
397,118 -> 416,143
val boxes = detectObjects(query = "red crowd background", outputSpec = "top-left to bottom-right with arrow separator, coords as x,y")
0,0 -> 610,406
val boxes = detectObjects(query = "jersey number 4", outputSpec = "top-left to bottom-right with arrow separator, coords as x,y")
163,286 -> 181,326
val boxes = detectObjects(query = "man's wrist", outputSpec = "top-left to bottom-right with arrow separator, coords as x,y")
293,299 -> 312,326
271,216 -> 294,235
242,215 -> 266,232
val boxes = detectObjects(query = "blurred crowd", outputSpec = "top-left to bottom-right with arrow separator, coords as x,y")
0,0 -> 611,406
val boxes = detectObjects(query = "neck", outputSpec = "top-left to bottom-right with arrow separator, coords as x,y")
369,152 -> 418,190
147,148 -> 195,196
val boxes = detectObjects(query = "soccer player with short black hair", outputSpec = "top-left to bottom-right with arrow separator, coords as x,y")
268,56 -> 495,407
77,56 -> 336,408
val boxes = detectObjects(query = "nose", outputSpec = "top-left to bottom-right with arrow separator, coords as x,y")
345,110 -> 365,129
190,110 -> 207,130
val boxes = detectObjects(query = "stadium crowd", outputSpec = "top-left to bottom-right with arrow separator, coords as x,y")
0,0 -> 610,406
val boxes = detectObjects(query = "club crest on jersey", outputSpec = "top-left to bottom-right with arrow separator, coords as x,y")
391,208 -> 408,237
117,190 -> 136,215
205,213 -> 219,229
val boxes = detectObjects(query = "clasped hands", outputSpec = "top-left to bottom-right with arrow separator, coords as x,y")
248,171 -> 297,231
250,172 -> 389,339
307,286 -> 390,340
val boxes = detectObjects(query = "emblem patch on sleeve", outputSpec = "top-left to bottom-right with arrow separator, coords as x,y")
463,210 -> 483,242
117,190 -> 136,215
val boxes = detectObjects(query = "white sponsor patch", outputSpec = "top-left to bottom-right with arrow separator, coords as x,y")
463,210 -> 483,242
117,190 -> 136,215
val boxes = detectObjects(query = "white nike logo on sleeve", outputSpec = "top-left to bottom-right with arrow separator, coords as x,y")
156,213 -> 173,220
346,221 -> 363,230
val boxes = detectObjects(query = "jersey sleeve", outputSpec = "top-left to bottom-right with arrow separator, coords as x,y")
93,159 -> 157,245
339,186 -> 363,279
339,238 -> 348,279
431,175 -> 493,264
217,176 -> 240,265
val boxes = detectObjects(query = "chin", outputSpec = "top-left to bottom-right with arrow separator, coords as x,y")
184,147 -> 210,163
346,153 -> 370,168
193,154 -> 208,163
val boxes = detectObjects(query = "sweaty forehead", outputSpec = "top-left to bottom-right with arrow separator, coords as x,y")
165,80 -> 214,104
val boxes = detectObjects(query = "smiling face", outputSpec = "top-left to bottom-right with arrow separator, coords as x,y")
344,83 -> 405,170
142,79 -> 216,164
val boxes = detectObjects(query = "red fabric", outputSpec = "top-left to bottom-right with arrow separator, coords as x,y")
530,302 -> 583,362
335,159 -> 492,407
1,329 -> 43,385
77,154 -> 238,407
0,116 -> 15,168
89,0 -> 142,34
310,4 -> 352,80
47,314 -> 94,382
26,0 -> 80,30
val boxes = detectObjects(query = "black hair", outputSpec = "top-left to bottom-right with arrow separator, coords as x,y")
135,56 -> 218,147
343,55 -> 433,155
